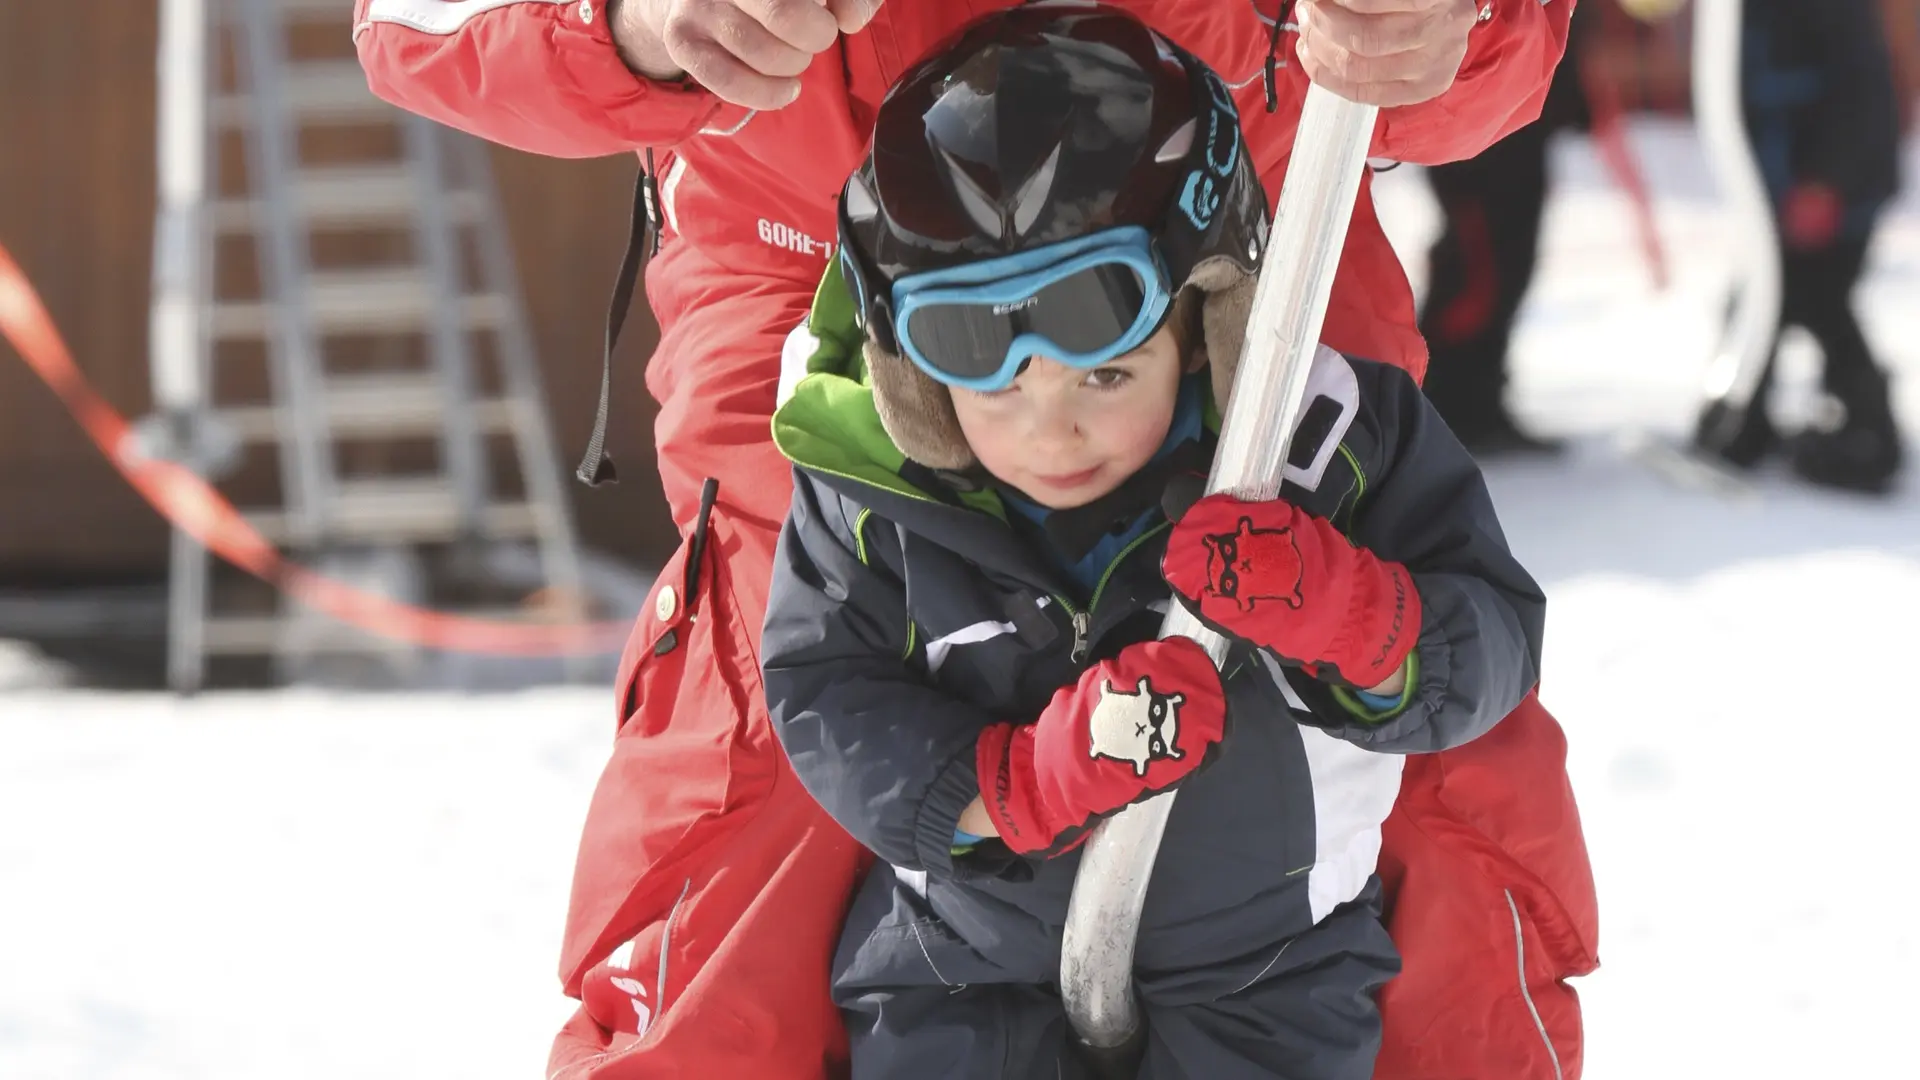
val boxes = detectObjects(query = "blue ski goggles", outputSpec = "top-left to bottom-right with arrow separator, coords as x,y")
886,227 -> 1174,392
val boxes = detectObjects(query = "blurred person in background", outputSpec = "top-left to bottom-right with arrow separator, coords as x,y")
1695,0 -> 1907,494
1415,0 -> 1605,456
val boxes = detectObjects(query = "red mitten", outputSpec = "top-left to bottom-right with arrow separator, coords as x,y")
1782,183 -> 1843,250
1161,493 -> 1421,689
976,638 -> 1226,856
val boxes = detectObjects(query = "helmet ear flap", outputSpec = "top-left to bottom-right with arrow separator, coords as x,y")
1182,256 -> 1259,413
864,339 -> 976,471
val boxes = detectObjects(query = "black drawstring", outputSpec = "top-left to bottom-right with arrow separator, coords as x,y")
683,477 -> 720,610
1262,1 -> 1294,114
576,149 -> 666,487
651,477 -> 720,658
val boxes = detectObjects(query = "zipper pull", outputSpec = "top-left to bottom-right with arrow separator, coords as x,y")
1070,611 -> 1092,665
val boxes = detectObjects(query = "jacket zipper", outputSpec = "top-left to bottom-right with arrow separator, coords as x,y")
1058,521 -> 1173,666
1068,610 -> 1092,664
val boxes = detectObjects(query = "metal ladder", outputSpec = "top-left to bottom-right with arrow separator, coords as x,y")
149,0 -> 590,691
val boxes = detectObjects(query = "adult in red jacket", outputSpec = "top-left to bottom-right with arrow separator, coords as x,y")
354,2 -> 1599,1077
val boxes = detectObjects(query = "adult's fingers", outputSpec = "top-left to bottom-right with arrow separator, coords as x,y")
657,0 -> 841,109
1309,0 -> 1458,15
662,0 -> 846,109
1295,32 -> 1456,90
705,4 -> 818,77
1294,3 -> 1469,106
1295,36 -> 1460,106
1297,67 -> 1449,107
1296,0 -> 1441,59
737,0 -> 841,54
824,0 -> 881,35
666,33 -> 803,109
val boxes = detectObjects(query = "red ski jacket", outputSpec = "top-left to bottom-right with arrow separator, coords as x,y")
353,3 -> 1597,1078
357,0 -> 1571,435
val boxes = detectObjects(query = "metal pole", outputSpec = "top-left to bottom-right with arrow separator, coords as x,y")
403,115 -> 492,540
233,0 -> 333,549
153,0 -> 212,692
152,0 -> 207,420
1690,0 -> 1781,449
1060,83 -> 1380,1059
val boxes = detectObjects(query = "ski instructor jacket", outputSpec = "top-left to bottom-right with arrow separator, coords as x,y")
762,266 -> 1547,1075
352,3 -> 1600,1078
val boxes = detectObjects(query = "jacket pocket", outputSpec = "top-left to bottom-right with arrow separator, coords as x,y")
1500,887 -> 1584,1080
1372,695 -> 1598,1080
576,877 -> 693,1040
1417,693 -> 1602,978
833,867 -> 1037,995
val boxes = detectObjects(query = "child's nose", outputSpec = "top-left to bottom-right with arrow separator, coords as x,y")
1026,405 -> 1082,450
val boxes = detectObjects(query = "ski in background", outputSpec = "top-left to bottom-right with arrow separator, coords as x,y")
1623,0 -> 1779,500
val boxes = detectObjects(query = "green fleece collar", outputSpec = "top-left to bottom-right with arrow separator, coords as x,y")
770,261 -> 1005,517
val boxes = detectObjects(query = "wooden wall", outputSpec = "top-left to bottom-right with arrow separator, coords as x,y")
0,3 -> 675,577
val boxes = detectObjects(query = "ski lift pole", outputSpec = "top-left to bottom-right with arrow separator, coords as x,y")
151,0 -> 217,693
1060,82 -> 1380,1067
1691,0 -> 1783,453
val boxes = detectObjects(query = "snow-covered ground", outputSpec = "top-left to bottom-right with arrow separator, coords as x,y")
0,686 -> 608,1080
4,121 -> 1917,1078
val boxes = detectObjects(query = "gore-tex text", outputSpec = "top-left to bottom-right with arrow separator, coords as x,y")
758,218 -> 833,259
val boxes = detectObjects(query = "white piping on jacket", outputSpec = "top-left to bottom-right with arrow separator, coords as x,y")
361,0 -> 562,37
924,620 -> 1019,677
1505,889 -> 1566,1080
656,877 -> 692,1022
658,153 -> 686,235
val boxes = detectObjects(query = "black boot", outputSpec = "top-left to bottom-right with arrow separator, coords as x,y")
1787,367 -> 1904,495
1451,407 -> 1565,459
1693,396 -> 1780,470
1422,371 -> 1562,459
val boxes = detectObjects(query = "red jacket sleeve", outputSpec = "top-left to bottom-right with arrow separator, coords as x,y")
1372,0 -> 1576,164
351,0 -> 721,158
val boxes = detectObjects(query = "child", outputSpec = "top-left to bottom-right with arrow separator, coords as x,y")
1695,0 -> 1906,492
762,7 -> 1547,1077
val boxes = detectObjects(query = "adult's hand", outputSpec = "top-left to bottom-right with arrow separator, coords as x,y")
1294,0 -> 1484,108
608,0 -> 882,110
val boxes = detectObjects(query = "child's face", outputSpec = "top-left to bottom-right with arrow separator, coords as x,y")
949,325 -> 1185,510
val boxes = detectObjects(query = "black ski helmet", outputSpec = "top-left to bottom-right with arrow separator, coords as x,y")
836,1 -> 1270,358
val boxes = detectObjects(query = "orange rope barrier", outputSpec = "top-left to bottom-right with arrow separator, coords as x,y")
0,240 -> 634,656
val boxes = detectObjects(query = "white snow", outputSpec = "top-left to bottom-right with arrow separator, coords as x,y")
4,120 -> 1917,1077
0,689 -> 608,1080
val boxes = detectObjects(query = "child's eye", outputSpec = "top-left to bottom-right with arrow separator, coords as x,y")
1085,368 -> 1132,390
